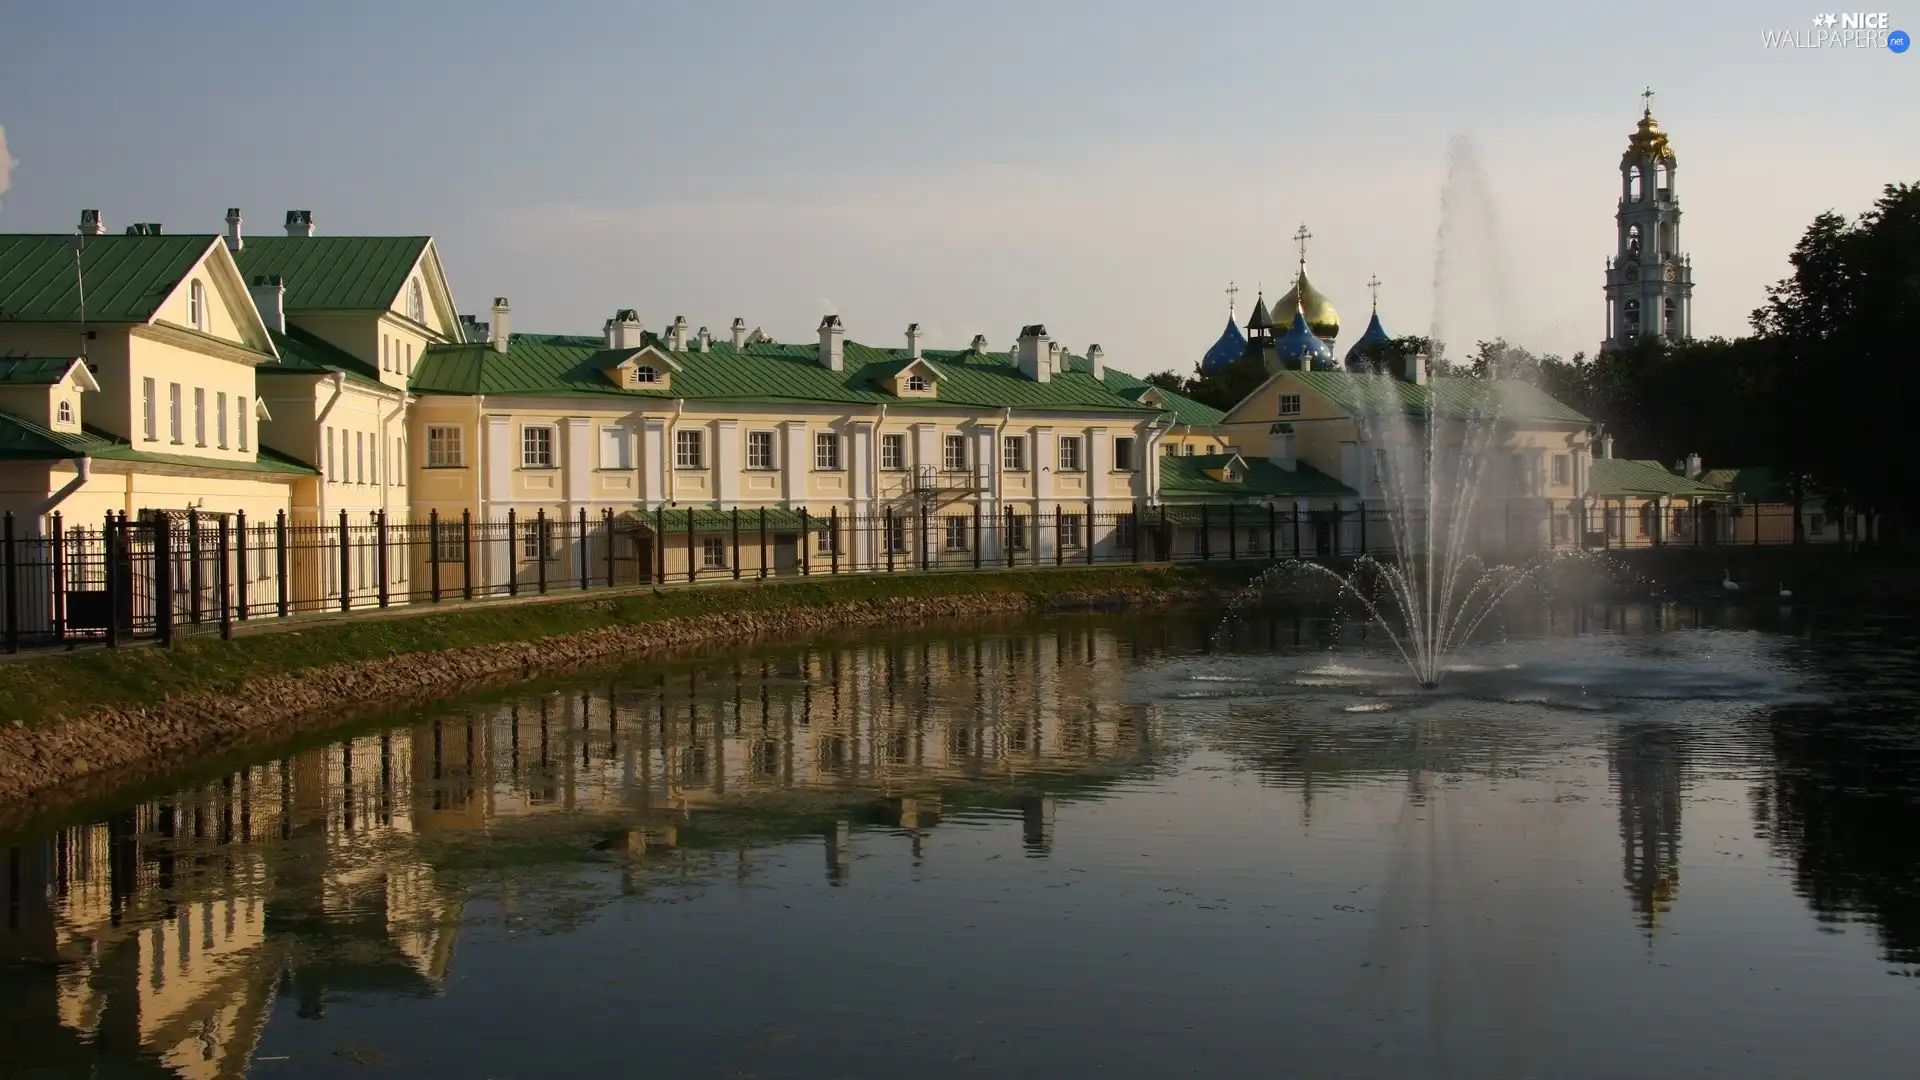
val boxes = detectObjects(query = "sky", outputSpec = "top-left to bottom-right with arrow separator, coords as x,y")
0,0 -> 1914,375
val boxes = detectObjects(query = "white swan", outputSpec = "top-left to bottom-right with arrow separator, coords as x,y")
1721,569 -> 1741,592
1778,582 -> 1793,598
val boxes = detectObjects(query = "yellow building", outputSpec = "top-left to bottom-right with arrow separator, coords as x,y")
406,315 -> 1179,582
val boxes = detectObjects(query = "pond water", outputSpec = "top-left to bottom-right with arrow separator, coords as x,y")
3,603 -> 1919,1078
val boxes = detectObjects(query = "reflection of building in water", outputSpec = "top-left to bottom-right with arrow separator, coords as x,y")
1612,724 -> 1686,933
2,623 -> 1154,1076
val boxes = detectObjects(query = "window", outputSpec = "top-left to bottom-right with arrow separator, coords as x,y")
427,426 -> 464,467
1060,513 -> 1083,548
382,335 -> 391,372
168,383 -> 183,443
187,280 -> 206,331
1551,515 -> 1569,544
325,427 -> 335,479
1183,444 -> 1195,456
816,529 -> 838,555
238,397 -> 249,450
945,515 -> 970,550
1247,528 -> 1264,553
356,432 -> 366,482
216,393 -> 228,448
748,430 -> 776,470
1638,502 -> 1657,537
1164,443 -> 1177,456
1278,394 -> 1301,416
632,365 -> 659,384
1115,513 -> 1136,549
880,433 -> 905,471
1114,436 -> 1136,471
905,374 -> 929,392
814,431 -> 841,471
141,379 -> 157,440
1007,512 -> 1029,550
522,425 -> 555,468
675,429 -> 704,468
434,523 -> 466,562
404,343 -> 412,375
702,537 -> 727,569
1372,448 -> 1388,483
884,517 -> 908,554
193,388 -> 206,446
523,520 -> 549,560
1551,454 -> 1571,486
408,279 -> 426,323
56,399 -> 74,425
1002,435 -> 1028,471
1058,436 -> 1083,472
943,434 -> 968,472
599,425 -> 633,469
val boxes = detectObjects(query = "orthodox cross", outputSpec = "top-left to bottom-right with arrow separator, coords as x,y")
1292,223 -> 1312,267
1366,274 -> 1382,312
1641,86 -> 1655,115
1226,280 -> 1239,319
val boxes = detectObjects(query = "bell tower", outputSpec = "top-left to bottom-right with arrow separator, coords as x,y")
1604,90 -> 1693,350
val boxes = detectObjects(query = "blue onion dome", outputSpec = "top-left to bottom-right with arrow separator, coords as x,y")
1199,317 -> 1247,374
1273,307 -> 1334,372
1344,310 -> 1393,372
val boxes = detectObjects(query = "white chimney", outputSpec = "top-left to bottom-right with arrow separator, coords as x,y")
1047,341 -> 1061,376
489,297 -> 511,354
665,315 -> 688,351
1685,452 -> 1702,479
1016,324 -> 1051,383
906,322 -> 923,360
605,308 -> 642,350
1269,423 -> 1298,471
730,317 -> 747,350
1599,434 -> 1614,460
78,209 -> 105,236
1408,350 -> 1429,386
224,207 -> 244,252
818,314 -> 844,371
249,275 -> 285,333
969,334 -> 989,355
283,210 -> 314,237
1088,343 -> 1106,380
697,326 -> 712,352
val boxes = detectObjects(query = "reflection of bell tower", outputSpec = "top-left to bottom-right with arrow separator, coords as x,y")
1604,89 -> 1693,350
1613,724 -> 1685,933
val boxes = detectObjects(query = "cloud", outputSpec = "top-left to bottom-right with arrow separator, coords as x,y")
0,125 -> 14,211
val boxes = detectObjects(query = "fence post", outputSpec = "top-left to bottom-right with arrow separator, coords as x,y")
376,510 -> 390,609
972,506 -> 981,570
507,508 -> 519,597
1086,499 -> 1096,565
1129,503 -> 1140,564
276,510 -> 290,618
800,509 -> 811,576
1292,502 -> 1301,556
461,509 -> 474,601
429,509 -> 442,603
2,512 -> 17,654
758,508 -> 769,581
1268,503 -> 1278,562
687,507 -> 697,583
885,507 -> 895,573
1200,504 -> 1211,561
1228,503 -> 1237,561
1054,504 -> 1063,567
217,515 -> 234,641
536,508 -> 548,594
155,513 -> 175,649
731,507 -> 742,581
187,508 -> 203,625
605,509 -> 616,587
1159,504 -> 1169,562
922,505 -> 932,572
580,508 -> 591,591
234,510 -> 249,620
830,508 -> 840,574
104,515 -> 122,649
338,509 -> 353,612
654,506 -> 666,582
51,512 -> 66,643
1006,507 -> 1016,569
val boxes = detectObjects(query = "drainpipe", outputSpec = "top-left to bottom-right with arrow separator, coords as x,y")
995,406 -> 1012,526
312,371 -> 347,522
377,389 -> 408,520
40,457 -> 93,524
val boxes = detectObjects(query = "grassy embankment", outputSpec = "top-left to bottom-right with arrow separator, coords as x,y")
0,564 -> 1256,729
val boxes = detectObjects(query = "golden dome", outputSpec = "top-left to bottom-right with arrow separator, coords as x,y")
1624,109 -> 1675,163
1277,267 -> 1340,342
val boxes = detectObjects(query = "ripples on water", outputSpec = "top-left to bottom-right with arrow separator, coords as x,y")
2,602 -> 1918,1078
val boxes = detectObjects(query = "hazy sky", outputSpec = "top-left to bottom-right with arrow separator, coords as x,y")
1,1 -> 1913,374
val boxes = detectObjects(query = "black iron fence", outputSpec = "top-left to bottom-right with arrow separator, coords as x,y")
0,499 -> 1853,652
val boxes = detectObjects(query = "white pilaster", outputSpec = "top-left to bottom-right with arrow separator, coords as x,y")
849,420 -> 873,568
641,418 -> 666,505
484,414 -> 514,587
563,417 -> 590,503
781,421 -> 807,504
714,419 -> 739,504
974,424 -> 999,561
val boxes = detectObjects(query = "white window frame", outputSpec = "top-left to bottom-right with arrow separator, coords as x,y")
633,365 -> 660,384
1058,435 -> 1083,472
905,374 -> 929,392
1007,512 -> 1029,551
815,529 -> 838,555
599,425 -> 633,470
814,431 -> 842,471
944,514 -> 970,551
702,536 -> 728,569
943,434 -> 968,472
168,383 -> 183,443
675,429 -> 704,469
884,516 -> 908,554
522,425 -> 556,469
216,392 -> 228,448
427,426 -> 464,468
187,279 -> 206,331
747,430 -> 776,470
1278,393 -> 1302,416
238,396 -> 249,451
880,433 -> 905,471
1060,513 -> 1083,549
1002,435 -> 1028,472
141,378 -> 157,440
192,388 -> 206,446
56,399 -> 74,425
1552,454 -> 1571,486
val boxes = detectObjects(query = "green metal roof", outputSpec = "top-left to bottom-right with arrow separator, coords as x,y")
1699,466 -> 1791,502
1158,453 -> 1354,499
0,357 -> 83,385
0,411 -> 317,475
259,326 -> 385,389
1104,377 -> 1227,427
0,234 -> 216,322
1288,371 -> 1590,425
411,333 -> 1164,415
1588,458 -> 1722,497
634,506 -> 832,533
234,236 -> 429,311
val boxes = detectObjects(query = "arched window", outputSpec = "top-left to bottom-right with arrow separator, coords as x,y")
632,365 -> 659,384
1627,169 -> 1643,202
408,279 -> 425,323
56,400 -> 74,425
187,279 -> 206,331
1663,298 -> 1679,339
1623,299 -> 1641,335
905,374 -> 929,392
1656,163 -> 1671,196
1626,225 -> 1642,258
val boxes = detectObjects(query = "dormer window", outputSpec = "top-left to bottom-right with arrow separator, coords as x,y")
906,374 -> 929,392
1222,466 -> 1238,482
187,279 -> 207,331
632,366 -> 659,385
56,400 -> 74,425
